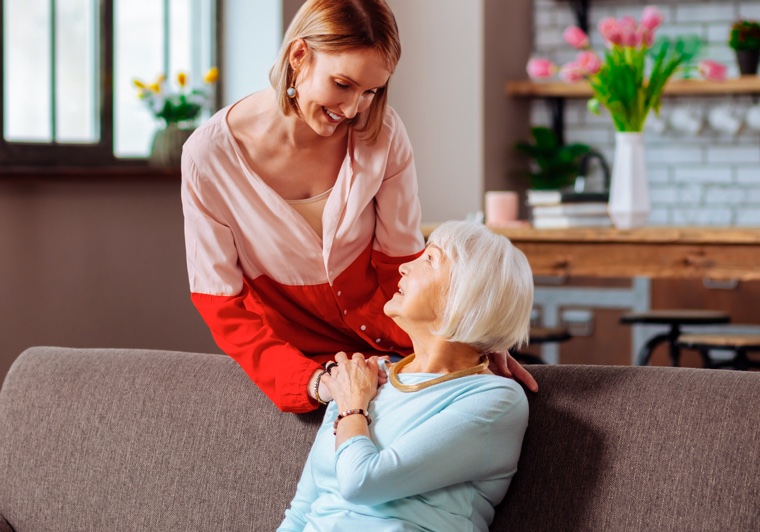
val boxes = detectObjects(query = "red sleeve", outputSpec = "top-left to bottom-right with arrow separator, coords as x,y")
191,289 -> 322,413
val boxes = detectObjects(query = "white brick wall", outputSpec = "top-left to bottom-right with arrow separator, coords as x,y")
736,167 -> 760,183
746,187 -> 760,202
672,208 -> 733,226
531,0 -> 760,226
675,4 -> 737,24
672,166 -> 732,184
740,3 -> 760,20
647,167 -> 670,183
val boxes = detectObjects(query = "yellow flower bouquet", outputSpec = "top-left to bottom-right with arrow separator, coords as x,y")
134,67 -> 219,127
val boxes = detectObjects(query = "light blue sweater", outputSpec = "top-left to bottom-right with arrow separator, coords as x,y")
278,362 -> 529,531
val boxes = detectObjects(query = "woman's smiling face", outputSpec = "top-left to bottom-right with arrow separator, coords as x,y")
384,245 -> 451,329
290,43 -> 391,137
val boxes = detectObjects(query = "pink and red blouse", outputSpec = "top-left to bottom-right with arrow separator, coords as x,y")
181,103 -> 424,413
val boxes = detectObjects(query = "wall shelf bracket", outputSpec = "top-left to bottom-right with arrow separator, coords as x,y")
568,0 -> 591,34
547,97 -> 566,146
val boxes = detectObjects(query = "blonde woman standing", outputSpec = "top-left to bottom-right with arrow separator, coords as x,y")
181,0 -> 536,414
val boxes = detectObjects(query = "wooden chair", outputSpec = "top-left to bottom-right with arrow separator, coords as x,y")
512,327 -> 572,365
619,310 -> 730,367
677,333 -> 760,371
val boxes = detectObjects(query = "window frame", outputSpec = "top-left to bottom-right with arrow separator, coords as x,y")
0,0 -> 219,168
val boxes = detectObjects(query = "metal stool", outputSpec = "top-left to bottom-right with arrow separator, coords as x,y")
620,310 -> 730,367
677,333 -> 760,371
512,327 -> 572,365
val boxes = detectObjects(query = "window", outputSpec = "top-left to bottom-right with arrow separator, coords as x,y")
0,0 -> 217,166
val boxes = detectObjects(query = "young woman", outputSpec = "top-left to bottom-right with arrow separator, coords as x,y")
279,221 -> 534,531
181,0 -> 536,414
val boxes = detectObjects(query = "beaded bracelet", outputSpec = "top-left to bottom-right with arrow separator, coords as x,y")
333,409 -> 371,435
313,370 -> 328,405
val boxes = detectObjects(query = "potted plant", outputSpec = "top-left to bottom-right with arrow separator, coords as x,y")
515,126 -> 591,191
729,20 -> 760,75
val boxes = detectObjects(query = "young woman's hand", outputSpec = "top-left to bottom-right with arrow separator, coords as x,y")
321,352 -> 381,412
488,352 -> 539,393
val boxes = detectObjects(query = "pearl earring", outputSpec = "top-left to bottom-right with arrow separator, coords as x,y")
287,86 -> 296,98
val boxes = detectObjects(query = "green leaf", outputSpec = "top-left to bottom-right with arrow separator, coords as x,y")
531,127 -> 558,151
587,98 -> 601,114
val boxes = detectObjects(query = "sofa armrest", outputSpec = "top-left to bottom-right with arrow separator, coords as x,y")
0,515 -> 15,532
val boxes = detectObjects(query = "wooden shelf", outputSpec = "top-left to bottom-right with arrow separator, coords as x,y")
506,76 -> 760,99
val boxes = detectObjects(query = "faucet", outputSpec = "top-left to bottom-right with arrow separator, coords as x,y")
576,149 -> 611,192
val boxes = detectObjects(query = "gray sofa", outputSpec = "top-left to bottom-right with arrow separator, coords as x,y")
1,347 -> 759,531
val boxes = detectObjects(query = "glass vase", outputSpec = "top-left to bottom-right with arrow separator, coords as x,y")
149,123 -> 195,167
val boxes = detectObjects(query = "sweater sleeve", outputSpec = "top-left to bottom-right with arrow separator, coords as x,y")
190,292 -> 321,413
371,108 -> 425,301
182,151 -> 321,413
333,386 -> 528,506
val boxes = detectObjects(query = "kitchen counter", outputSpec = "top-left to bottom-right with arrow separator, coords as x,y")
420,225 -> 760,280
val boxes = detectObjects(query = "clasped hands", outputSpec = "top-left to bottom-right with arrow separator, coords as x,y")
319,352 -> 387,411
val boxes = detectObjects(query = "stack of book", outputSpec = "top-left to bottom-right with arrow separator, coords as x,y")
527,190 -> 611,229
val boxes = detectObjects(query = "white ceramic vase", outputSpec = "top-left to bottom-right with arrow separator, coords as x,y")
608,132 -> 649,230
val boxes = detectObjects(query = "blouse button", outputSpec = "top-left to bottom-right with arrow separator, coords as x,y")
360,325 -> 367,331
337,290 -> 342,296
343,310 -> 347,315
375,338 -> 382,343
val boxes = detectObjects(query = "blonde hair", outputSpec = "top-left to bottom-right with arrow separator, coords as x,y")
428,221 -> 534,353
269,0 -> 401,144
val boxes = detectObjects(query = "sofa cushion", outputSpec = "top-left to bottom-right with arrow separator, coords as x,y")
0,347 -> 322,531
495,364 -> 760,531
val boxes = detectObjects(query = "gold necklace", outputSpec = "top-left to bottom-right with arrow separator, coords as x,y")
389,353 -> 490,393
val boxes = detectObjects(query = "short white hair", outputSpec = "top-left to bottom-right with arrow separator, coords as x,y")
428,220 -> 534,353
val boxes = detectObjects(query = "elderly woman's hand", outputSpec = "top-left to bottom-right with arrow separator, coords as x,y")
488,352 -> 539,393
322,352 -> 381,411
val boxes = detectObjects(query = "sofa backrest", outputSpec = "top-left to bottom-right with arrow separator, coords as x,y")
496,363 -> 760,531
1,347 -> 759,531
0,347 -> 322,531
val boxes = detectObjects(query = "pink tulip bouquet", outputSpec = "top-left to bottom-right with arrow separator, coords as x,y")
527,6 -> 726,132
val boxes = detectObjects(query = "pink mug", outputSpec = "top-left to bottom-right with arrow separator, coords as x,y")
485,191 -> 519,227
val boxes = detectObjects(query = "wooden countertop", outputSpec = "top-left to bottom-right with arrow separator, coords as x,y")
421,225 -> 760,243
486,226 -> 760,244
420,225 -> 760,280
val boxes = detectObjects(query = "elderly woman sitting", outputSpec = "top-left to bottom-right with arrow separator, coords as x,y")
278,220 -> 534,531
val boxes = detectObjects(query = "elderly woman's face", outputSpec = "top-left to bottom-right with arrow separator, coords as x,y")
383,245 -> 450,326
